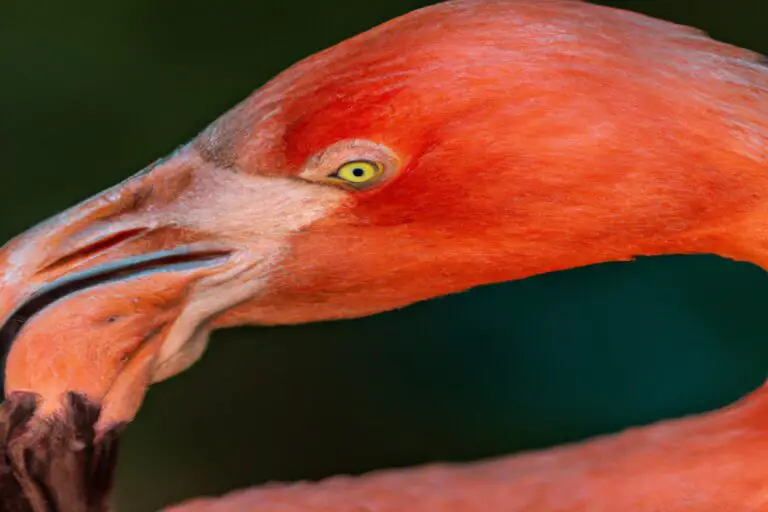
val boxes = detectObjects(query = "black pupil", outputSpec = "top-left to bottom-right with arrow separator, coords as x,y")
352,167 -> 366,177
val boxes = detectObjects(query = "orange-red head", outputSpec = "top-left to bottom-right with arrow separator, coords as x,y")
1,0 -> 767,427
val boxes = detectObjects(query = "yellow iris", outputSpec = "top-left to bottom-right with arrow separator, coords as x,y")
333,160 -> 382,185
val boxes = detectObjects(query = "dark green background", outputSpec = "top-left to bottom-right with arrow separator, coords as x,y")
2,1 -> 767,510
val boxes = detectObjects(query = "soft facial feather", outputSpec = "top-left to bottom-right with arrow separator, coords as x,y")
210,0 -> 768,325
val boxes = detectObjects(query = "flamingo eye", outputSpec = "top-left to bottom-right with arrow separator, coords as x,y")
328,160 -> 383,187
300,139 -> 399,190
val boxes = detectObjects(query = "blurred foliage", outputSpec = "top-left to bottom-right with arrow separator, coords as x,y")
1,0 -> 767,510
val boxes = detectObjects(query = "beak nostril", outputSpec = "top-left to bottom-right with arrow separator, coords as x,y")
41,228 -> 150,273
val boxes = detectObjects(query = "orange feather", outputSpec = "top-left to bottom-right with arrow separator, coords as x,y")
186,0 -> 768,509
213,0 -> 768,325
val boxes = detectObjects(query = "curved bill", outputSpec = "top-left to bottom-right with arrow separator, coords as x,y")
0,142 -> 344,431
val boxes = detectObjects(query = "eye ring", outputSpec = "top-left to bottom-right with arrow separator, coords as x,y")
327,160 -> 383,187
299,139 -> 400,190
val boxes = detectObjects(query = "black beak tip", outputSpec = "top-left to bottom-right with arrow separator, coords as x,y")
0,391 -> 123,512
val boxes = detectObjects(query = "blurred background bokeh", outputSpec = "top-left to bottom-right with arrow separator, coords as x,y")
2,0 -> 767,510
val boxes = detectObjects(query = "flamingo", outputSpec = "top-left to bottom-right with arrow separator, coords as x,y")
1,0 -> 767,510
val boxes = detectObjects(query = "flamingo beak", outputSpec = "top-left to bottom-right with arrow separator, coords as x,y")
0,148 -> 247,430
0,125 -> 349,438
0,133 -> 349,507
